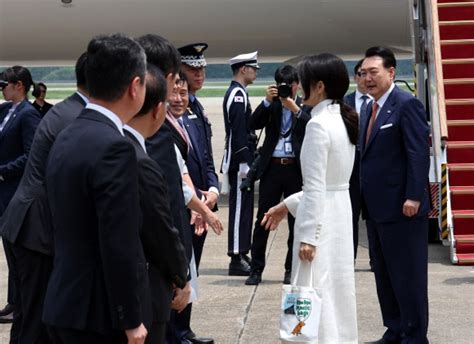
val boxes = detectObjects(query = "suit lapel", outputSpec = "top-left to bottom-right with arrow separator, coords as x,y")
0,100 -> 27,137
364,89 -> 396,151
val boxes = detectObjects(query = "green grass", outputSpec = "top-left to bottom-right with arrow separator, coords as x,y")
43,81 -> 414,100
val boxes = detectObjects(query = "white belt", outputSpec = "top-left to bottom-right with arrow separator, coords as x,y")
326,183 -> 349,191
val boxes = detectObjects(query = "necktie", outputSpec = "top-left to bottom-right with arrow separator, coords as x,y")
359,95 -> 369,118
365,102 -> 379,145
177,118 -> 193,151
0,107 -> 15,132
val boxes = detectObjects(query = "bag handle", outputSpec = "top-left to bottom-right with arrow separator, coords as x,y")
292,259 -> 313,288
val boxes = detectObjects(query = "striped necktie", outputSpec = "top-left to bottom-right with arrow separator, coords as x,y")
365,102 -> 379,145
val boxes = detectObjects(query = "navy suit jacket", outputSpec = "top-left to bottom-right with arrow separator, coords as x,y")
43,109 -> 149,333
183,111 -> 219,198
0,99 -> 40,214
360,86 -> 430,223
1,93 -> 85,254
125,132 -> 187,323
344,91 -> 356,109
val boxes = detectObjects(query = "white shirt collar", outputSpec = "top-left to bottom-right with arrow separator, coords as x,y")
310,99 -> 334,118
123,125 -> 147,153
85,103 -> 124,135
76,91 -> 89,105
374,82 -> 395,111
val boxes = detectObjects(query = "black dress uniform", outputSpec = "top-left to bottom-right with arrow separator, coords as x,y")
222,80 -> 256,263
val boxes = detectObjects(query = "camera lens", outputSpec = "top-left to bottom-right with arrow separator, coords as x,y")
277,84 -> 291,98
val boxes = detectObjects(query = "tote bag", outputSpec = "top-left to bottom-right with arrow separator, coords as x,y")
280,261 -> 322,343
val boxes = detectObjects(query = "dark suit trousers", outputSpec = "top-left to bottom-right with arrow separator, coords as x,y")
2,239 -> 17,307
145,321 -> 166,344
47,326 -> 125,344
349,149 -> 361,260
250,163 -> 302,273
192,228 -> 207,271
6,243 -> 52,344
227,170 -> 254,256
166,303 -> 192,344
366,217 -> 429,344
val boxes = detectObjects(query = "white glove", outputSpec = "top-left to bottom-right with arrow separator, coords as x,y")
238,163 -> 250,178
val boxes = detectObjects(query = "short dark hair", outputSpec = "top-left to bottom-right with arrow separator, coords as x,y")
297,53 -> 358,145
37,82 -> 47,90
85,33 -> 146,102
274,64 -> 298,85
136,34 -> 180,76
365,46 -> 397,69
354,58 -> 364,75
136,64 -> 167,117
75,52 -> 88,88
2,66 -> 34,95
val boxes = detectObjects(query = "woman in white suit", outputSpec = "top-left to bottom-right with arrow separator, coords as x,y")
262,54 -> 359,343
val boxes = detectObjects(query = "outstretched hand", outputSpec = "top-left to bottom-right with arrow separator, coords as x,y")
261,202 -> 289,231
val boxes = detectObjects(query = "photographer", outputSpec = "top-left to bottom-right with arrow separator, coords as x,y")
245,65 -> 311,285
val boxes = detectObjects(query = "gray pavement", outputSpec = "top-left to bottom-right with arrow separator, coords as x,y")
1,97 -> 473,343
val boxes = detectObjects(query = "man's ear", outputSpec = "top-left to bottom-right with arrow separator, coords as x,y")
129,76 -> 143,99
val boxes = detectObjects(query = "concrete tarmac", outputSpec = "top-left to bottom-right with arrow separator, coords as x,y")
1,97 -> 473,343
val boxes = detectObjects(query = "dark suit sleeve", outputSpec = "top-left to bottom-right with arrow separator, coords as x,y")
0,108 -> 40,178
400,98 -> 430,201
139,159 -> 188,288
92,140 -> 143,330
292,108 -> 311,139
249,101 -> 272,130
229,90 -> 252,164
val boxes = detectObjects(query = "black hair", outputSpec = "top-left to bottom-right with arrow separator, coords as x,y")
2,66 -> 34,95
85,33 -> 146,102
297,53 -> 359,145
274,64 -> 298,84
32,82 -> 47,98
136,34 -> 180,76
136,64 -> 167,117
75,52 -> 88,88
353,58 -> 364,76
231,64 -> 244,76
364,46 -> 397,69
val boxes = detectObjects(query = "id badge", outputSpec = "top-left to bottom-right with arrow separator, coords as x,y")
284,141 -> 293,154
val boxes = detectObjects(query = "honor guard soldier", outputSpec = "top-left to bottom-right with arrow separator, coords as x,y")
221,51 -> 259,276
178,43 -> 220,270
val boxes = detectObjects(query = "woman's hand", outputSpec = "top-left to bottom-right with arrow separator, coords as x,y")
203,209 -> 224,235
261,202 -> 289,231
299,243 -> 316,262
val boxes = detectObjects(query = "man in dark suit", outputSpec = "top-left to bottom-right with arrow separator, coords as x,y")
245,65 -> 310,286
222,51 -> 259,276
360,47 -> 430,344
178,43 -> 220,270
124,65 -> 188,344
0,66 -> 40,325
136,34 -> 215,344
343,58 -> 372,261
0,54 -> 88,342
43,34 -> 149,343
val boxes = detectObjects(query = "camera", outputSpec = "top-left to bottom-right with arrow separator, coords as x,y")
277,83 -> 292,98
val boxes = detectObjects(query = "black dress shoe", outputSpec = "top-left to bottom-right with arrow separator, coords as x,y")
0,303 -> 14,317
184,332 -> 214,344
0,312 -> 13,324
364,338 -> 392,344
241,253 -> 251,265
229,255 -> 251,276
283,270 -> 291,284
245,271 -> 262,285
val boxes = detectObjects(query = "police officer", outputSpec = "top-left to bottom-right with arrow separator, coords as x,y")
245,65 -> 311,285
178,43 -> 219,270
221,51 -> 259,276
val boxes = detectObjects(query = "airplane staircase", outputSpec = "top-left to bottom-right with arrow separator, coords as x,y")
437,0 -> 474,264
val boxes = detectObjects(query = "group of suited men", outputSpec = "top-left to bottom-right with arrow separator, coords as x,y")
0,33 -> 233,344
0,31 -> 431,344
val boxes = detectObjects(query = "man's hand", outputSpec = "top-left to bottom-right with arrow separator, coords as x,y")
265,85 -> 278,103
280,97 -> 300,114
171,282 -> 191,313
403,199 -> 421,217
125,323 -> 147,344
203,190 -> 218,209
261,202 -> 289,231
299,243 -> 316,262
